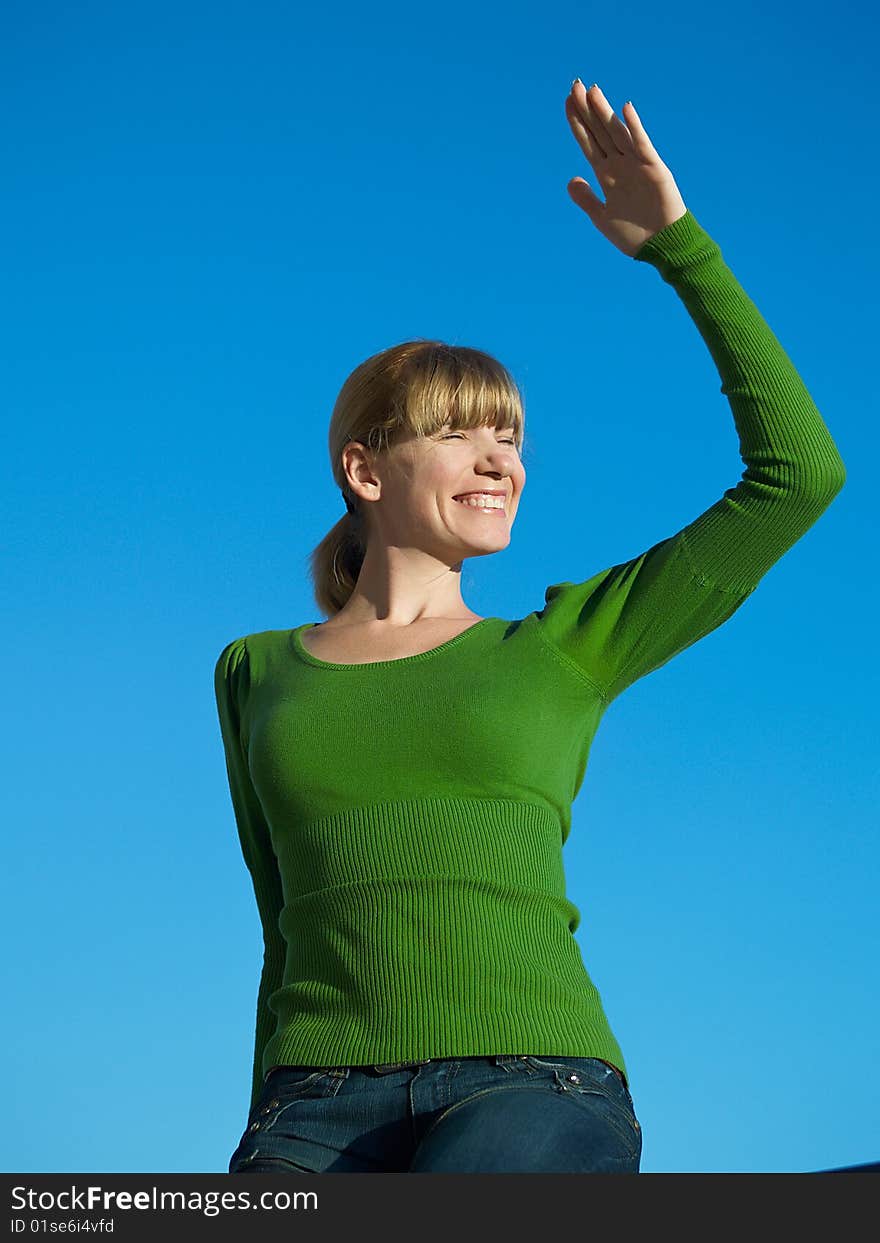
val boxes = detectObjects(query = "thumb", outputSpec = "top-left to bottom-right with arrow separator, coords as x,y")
567,176 -> 605,227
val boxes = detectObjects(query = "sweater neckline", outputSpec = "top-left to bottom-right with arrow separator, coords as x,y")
289,617 -> 496,670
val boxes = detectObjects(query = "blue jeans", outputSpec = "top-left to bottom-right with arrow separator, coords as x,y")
228,1055 -> 642,1173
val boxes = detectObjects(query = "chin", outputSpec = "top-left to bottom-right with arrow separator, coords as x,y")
466,535 -> 511,556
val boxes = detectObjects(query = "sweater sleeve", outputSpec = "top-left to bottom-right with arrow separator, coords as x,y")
214,636 -> 286,1112
535,210 -> 846,707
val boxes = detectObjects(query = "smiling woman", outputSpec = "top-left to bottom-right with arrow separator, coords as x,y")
214,80 -> 845,1175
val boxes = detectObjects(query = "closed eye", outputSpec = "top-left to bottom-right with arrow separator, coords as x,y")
442,434 -> 517,445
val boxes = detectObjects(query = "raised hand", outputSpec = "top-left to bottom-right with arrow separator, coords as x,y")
565,81 -> 688,257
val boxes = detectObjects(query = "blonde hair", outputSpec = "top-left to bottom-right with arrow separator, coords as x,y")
306,339 -> 527,617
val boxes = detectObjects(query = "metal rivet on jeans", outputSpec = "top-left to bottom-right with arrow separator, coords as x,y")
568,1073 -> 580,1083
248,1120 -> 260,1131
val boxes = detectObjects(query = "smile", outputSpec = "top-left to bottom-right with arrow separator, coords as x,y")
452,495 -> 506,510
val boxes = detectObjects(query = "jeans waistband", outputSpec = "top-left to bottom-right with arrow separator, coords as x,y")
266,1054 -> 627,1088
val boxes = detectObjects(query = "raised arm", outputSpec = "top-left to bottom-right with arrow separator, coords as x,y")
534,83 -> 846,706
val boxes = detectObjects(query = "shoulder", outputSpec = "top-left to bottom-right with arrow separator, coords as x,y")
214,633 -> 248,675
214,628 -> 295,681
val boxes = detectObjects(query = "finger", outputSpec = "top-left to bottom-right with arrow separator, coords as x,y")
584,83 -> 633,157
621,100 -> 657,159
567,177 -> 605,227
568,82 -> 609,159
565,93 -> 606,165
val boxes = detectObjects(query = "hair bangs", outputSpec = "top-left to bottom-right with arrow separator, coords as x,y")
395,343 -> 525,451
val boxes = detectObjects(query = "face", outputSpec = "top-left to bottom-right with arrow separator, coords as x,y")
346,420 -> 526,562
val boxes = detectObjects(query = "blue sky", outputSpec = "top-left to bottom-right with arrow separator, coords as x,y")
3,0 -> 877,1176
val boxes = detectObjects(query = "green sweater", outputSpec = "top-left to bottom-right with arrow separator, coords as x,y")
214,211 -> 846,1111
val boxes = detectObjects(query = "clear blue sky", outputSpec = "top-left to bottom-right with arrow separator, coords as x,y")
3,0 -> 876,1176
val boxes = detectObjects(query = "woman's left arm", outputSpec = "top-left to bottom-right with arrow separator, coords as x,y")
564,81 -> 846,596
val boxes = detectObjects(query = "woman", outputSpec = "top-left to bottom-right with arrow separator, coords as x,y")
215,81 -> 846,1174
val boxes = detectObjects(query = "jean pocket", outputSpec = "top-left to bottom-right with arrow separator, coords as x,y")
521,1056 -> 641,1145
262,1066 -> 331,1094
242,1068 -> 336,1133
522,1056 -> 629,1095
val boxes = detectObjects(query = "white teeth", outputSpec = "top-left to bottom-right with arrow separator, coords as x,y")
453,494 -> 505,509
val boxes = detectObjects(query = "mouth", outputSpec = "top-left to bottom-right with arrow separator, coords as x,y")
452,493 -> 507,512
